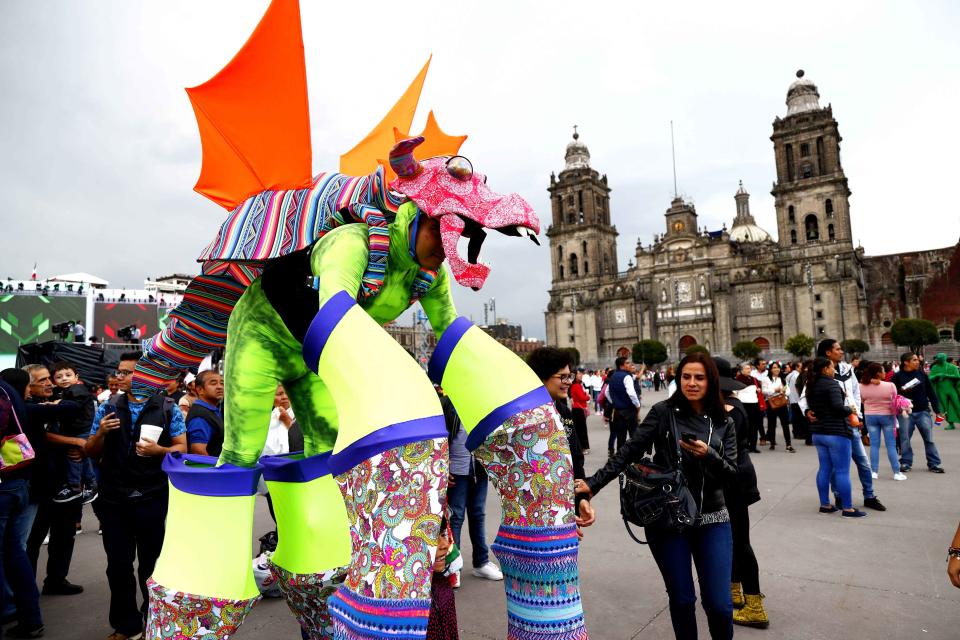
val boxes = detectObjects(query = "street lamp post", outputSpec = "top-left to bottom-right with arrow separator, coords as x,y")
805,263 -> 816,338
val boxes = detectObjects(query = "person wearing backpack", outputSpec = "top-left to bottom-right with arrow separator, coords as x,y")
83,353 -> 187,640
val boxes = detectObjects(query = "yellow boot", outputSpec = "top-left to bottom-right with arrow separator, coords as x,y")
733,593 -> 769,629
731,582 -> 744,609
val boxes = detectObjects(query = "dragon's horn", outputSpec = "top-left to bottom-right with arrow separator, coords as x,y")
389,136 -> 425,178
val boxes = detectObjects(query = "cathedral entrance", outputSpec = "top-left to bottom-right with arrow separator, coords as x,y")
616,346 -> 630,359
678,335 -> 697,354
753,336 -> 770,352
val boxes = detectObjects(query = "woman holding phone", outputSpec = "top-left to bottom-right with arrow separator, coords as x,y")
575,352 -> 738,640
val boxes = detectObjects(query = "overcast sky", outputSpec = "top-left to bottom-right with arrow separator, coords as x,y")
2,1 -> 958,339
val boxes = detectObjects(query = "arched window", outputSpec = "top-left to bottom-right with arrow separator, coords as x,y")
678,335 -> 697,353
584,261 -> 589,274
582,240 -> 588,256
800,163 -> 813,179
881,332 -> 893,346
785,144 -> 795,180
557,247 -> 564,279
569,253 -> 579,277
805,214 -> 820,241
788,205 -> 795,223
825,199 -> 834,218
790,229 -> 797,244
828,224 -> 835,240
816,136 -> 826,174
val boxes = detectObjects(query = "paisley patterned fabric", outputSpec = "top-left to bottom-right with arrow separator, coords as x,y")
474,403 -> 588,640
328,438 -> 447,638
270,564 -> 347,640
144,578 -> 259,640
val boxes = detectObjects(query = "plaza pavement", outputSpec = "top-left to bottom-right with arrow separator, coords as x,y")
32,388 -> 960,639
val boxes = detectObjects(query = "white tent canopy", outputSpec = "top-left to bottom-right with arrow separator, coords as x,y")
49,272 -> 109,287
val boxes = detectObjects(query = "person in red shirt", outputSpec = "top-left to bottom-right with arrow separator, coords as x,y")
570,369 -> 591,455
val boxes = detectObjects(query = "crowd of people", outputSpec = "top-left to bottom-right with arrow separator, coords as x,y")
0,339 -> 958,639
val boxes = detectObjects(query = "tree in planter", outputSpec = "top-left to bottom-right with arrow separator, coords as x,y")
685,344 -> 710,356
732,340 -> 761,361
890,318 -> 940,355
784,333 -> 815,359
559,347 -> 581,367
840,338 -> 870,358
632,340 -> 668,367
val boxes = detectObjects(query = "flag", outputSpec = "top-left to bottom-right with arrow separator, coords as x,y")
30,262 -> 37,281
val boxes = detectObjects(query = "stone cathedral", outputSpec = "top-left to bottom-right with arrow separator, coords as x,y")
544,71 -> 959,366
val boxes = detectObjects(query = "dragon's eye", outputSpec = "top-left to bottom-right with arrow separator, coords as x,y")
446,156 -> 473,181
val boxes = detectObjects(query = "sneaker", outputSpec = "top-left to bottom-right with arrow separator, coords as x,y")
871,472 -> 878,479
81,488 -> 99,504
8,624 -> 45,638
582,449 -> 590,455
864,497 -> 886,511
42,534 -> 49,545
930,466 -> 945,474
900,464 -> 911,472
818,505 -> 839,514
842,509 -> 868,518
893,473 -> 907,481
51,487 -> 82,504
41,579 -> 84,596
786,446 -> 796,453
471,562 -> 504,581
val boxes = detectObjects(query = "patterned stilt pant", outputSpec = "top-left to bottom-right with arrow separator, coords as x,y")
475,404 -> 588,640
327,438 -> 449,639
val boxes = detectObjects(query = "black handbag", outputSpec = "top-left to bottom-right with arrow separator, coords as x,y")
618,412 -> 699,544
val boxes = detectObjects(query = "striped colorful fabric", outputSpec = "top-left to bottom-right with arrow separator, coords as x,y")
327,587 -> 431,640
492,523 -> 587,640
133,165 -> 406,397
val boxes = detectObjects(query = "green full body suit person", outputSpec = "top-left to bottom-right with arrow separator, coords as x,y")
929,353 -> 960,430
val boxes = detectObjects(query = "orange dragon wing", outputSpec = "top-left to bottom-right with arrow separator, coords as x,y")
186,0 -> 312,210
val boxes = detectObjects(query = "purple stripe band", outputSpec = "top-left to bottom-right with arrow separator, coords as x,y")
162,452 -> 262,497
260,451 -> 333,483
465,386 -> 553,451
327,415 -> 448,477
427,317 -> 473,384
302,290 -> 356,372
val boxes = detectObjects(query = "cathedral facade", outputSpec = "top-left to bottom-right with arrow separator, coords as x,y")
544,72 -> 959,366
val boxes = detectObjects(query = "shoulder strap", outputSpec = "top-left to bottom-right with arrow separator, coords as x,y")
0,386 -> 25,437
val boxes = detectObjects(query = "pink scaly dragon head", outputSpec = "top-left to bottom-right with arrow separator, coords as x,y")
388,136 -> 540,290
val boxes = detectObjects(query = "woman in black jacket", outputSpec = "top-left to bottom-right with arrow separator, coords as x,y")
575,352 -> 738,640
806,357 -> 867,518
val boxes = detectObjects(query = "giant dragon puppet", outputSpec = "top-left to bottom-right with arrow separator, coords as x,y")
136,2 -> 590,640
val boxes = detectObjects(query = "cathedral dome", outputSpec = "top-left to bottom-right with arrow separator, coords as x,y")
786,69 -> 821,115
728,223 -> 772,243
564,128 -> 591,171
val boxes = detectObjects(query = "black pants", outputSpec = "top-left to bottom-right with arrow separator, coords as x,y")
26,496 -> 81,584
743,404 -> 763,451
98,495 -> 168,636
790,402 -> 808,440
766,405 -> 791,446
609,408 -> 637,452
727,494 -> 760,594
572,408 -> 590,451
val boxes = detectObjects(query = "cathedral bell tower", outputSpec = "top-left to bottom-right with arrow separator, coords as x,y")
544,128 -> 618,360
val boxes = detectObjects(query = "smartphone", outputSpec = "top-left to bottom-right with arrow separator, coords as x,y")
681,432 -> 697,443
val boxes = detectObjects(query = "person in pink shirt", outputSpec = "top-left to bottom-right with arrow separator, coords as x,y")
860,362 -> 907,481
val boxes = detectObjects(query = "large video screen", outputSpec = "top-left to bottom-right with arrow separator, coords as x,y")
0,294 -> 88,353
93,301 -> 159,343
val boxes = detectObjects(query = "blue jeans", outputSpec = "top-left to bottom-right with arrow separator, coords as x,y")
814,433 -> 852,509
447,465 -> 490,568
866,414 -> 900,475
2,500 -> 38,616
647,522 -> 733,640
898,411 -> 942,468
65,456 -> 98,489
0,479 -> 43,629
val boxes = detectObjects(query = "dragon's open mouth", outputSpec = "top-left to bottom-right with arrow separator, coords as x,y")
458,215 -> 540,266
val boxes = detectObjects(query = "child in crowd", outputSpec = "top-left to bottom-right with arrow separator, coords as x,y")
51,361 -> 98,504
426,517 -> 462,640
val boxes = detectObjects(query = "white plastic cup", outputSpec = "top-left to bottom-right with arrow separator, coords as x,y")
138,424 -> 164,455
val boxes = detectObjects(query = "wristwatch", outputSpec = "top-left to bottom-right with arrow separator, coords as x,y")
948,547 -> 960,562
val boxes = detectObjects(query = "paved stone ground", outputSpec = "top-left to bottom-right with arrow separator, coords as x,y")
27,388 -> 960,639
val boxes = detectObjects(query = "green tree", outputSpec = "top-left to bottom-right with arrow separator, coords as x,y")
840,338 -> 870,358
632,340 -> 668,366
784,333 -> 815,358
890,318 -> 940,354
560,347 -> 581,367
732,340 -> 761,361
685,344 -> 710,356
